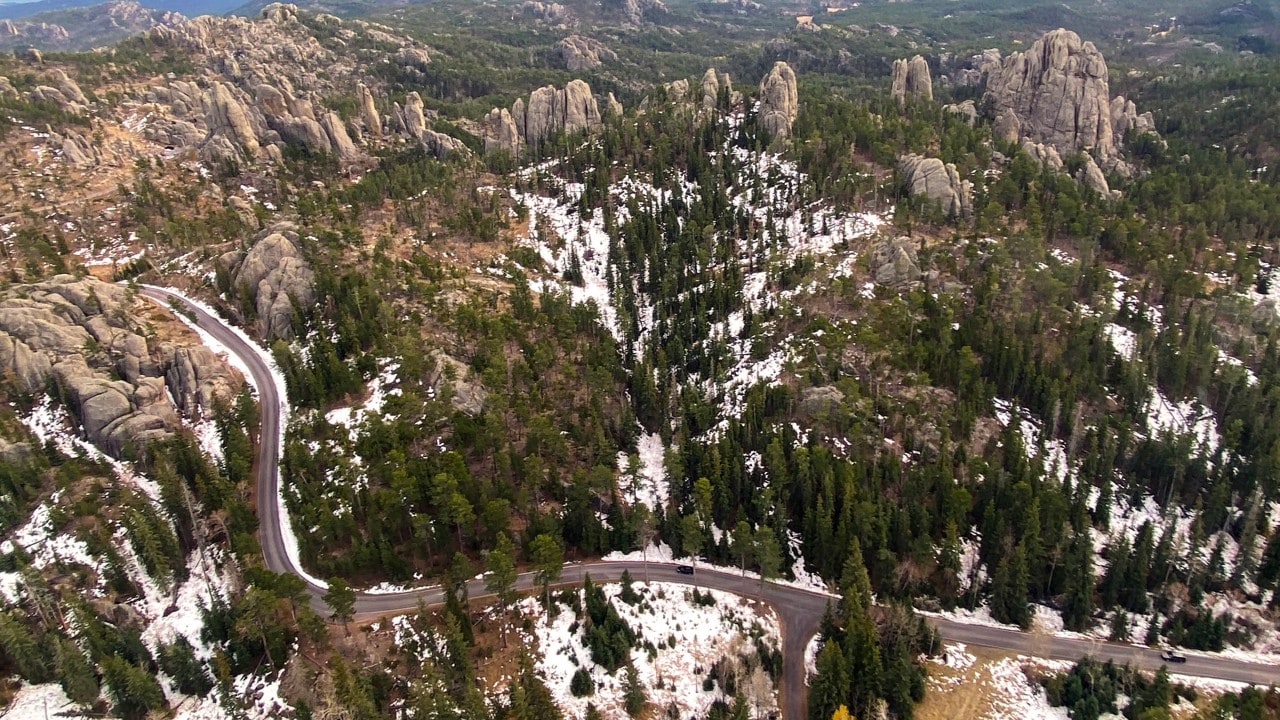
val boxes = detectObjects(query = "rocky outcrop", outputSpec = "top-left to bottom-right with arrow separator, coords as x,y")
898,154 -> 972,218
358,83 -> 381,138
946,48 -> 1002,88
984,28 -> 1116,158
396,47 -> 432,73
396,91 -> 467,158
0,276 -> 241,457
618,0 -> 666,24
49,69 -> 87,106
220,226 -> 315,341
700,68 -> 737,110
203,82 -> 260,161
320,112 -> 358,161
1110,95 -> 1156,141
890,55 -> 932,104
944,100 -> 977,126
556,35 -> 617,71
482,108 -> 520,157
401,92 -> 428,139
506,79 -> 603,149
758,61 -> 798,143
871,236 -> 922,288
1020,139 -> 1064,171
522,1 -> 571,24
28,70 -> 89,114
53,129 -> 96,167
0,2 -> 182,53
1078,154 -> 1111,196
428,350 -> 486,416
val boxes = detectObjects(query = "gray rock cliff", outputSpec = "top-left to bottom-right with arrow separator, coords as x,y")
890,55 -> 932,104
758,61 -> 797,143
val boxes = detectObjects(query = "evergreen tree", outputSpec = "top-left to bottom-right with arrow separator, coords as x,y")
0,611 -> 50,683
622,662 -> 646,717
54,635 -> 99,706
101,655 -> 165,720
323,578 -> 356,636
808,640 -> 850,720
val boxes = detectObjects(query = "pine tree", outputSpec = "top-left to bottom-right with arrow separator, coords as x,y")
323,579 -> 356,636
840,536 -> 873,611
54,635 -> 99,706
101,655 -> 165,720
842,595 -> 882,720
622,662 -> 646,717
1061,530 -> 1096,632
808,640 -> 849,720
0,611 -> 50,683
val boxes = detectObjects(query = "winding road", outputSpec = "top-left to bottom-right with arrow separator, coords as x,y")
141,286 -> 1279,720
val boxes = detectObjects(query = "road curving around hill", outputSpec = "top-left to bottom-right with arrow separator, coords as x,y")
143,285 -> 1280,720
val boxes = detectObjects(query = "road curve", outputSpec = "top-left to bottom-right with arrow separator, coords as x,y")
142,286 -> 1279,720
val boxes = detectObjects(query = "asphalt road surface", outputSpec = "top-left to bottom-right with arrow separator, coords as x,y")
143,286 -> 1279,720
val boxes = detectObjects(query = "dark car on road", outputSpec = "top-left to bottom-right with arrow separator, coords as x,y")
675,565 -> 694,574
1160,650 -> 1187,663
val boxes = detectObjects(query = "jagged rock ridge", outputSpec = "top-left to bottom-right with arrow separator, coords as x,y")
984,28 -> 1116,158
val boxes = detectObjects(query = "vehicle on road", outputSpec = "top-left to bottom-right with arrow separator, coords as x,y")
1161,650 -> 1188,663
675,565 -> 695,574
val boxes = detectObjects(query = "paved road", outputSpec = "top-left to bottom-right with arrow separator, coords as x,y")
143,286 -> 1279,720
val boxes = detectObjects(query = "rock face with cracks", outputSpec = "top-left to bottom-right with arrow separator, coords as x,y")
556,35 -> 617,71
890,55 -> 932,104
871,236 -> 922,288
0,276 -> 242,457
898,154 -> 972,218
496,79 -> 604,152
758,61 -> 798,143
220,225 -> 316,342
984,28 -> 1116,158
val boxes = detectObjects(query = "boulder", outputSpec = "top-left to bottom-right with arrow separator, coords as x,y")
871,236 -> 921,288
428,350 -> 486,416
797,386 -> 845,420
984,28 -> 1115,158
758,61 -> 797,143
320,112 -> 358,161
890,54 -> 932,104
224,228 -> 315,341
898,154 -> 972,218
